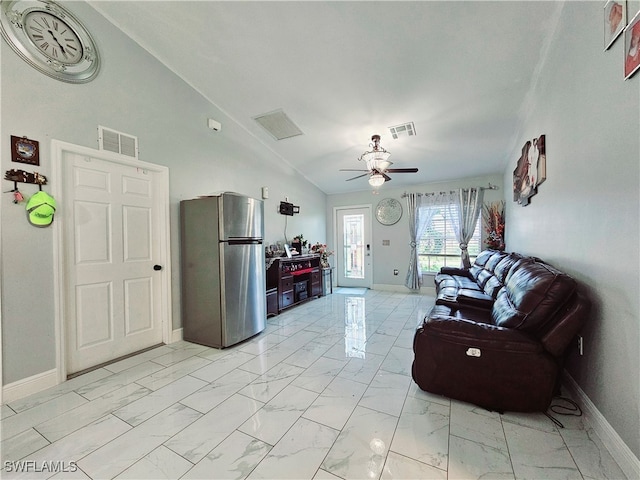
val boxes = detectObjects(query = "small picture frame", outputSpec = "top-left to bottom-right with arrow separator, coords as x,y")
604,0 -> 626,50
624,10 -> 640,79
284,243 -> 292,258
11,135 -> 40,166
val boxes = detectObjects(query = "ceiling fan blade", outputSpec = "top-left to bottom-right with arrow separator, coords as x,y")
340,169 -> 369,172
386,168 -> 419,173
382,172 -> 392,182
346,173 -> 369,181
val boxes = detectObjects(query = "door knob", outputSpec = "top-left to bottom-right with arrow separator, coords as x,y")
153,265 -> 163,271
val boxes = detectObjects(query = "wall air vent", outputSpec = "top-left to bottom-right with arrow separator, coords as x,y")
389,122 -> 416,139
98,126 -> 138,158
253,109 -> 304,140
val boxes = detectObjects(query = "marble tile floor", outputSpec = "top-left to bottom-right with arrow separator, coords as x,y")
1,289 -> 628,480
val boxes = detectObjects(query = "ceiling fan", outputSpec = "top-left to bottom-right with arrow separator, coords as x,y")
340,135 -> 418,186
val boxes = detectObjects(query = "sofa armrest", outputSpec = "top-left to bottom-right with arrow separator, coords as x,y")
439,266 -> 472,278
456,289 -> 494,310
413,314 -> 557,412
540,292 -> 590,357
420,315 -> 542,354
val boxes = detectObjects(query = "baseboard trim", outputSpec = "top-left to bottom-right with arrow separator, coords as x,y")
171,328 -> 183,343
564,372 -> 640,480
372,284 -> 436,295
2,368 -> 58,404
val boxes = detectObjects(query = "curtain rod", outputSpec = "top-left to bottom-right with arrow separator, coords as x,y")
400,183 -> 499,198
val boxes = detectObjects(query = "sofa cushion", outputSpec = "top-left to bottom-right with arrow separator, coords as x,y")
480,253 -> 520,298
469,250 -> 508,289
468,250 -> 496,281
474,269 -> 493,289
482,276 -> 503,299
484,251 -> 509,272
494,253 -> 523,283
491,259 -> 577,332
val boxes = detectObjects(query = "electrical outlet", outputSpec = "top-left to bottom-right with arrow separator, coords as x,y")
577,335 -> 584,356
393,269 -> 399,276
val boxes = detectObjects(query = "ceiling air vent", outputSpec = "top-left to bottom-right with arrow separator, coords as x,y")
389,122 -> 416,139
253,109 -> 303,140
98,126 -> 138,158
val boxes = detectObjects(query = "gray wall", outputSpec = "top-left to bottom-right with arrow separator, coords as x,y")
502,1 -> 639,459
326,174 -> 504,288
1,0 -> 638,464
0,2 -> 326,384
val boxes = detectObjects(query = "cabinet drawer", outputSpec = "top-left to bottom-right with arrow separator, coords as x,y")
280,275 -> 293,291
310,282 -> 322,296
280,290 -> 294,308
266,288 -> 278,316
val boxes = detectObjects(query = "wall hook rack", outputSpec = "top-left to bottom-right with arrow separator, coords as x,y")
4,169 -> 48,203
4,168 -> 48,191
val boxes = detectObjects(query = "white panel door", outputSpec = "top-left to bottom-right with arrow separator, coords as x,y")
64,152 -> 164,373
336,206 -> 372,288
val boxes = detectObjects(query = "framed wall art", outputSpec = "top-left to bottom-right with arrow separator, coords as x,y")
513,134 -> 546,207
11,135 -> 40,166
604,0 -> 626,50
624,9 -> 640,79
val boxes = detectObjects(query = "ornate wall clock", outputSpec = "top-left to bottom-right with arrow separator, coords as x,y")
0,0 -> 100,83
375,198 -> 403,226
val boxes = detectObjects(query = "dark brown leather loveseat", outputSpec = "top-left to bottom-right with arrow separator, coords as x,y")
412,250 -> 589,412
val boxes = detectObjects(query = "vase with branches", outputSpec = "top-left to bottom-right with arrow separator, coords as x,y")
482,201 -> 505,251
310,242 -> 334,268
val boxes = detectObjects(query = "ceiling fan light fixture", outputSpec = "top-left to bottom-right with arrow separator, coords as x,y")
368,173 -> 385,187
375,160 -> 392,172
359,134 -> 391,168
342,134 -> 417,186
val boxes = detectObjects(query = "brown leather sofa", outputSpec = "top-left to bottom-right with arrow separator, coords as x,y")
412,250 -> 589,412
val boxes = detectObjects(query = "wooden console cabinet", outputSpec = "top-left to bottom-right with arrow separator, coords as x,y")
266,254 -> 322,313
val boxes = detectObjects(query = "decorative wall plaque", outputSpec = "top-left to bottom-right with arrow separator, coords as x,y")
11,136 -> 40,166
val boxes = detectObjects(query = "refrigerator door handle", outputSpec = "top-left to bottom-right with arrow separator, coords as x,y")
228,238 -> 263,245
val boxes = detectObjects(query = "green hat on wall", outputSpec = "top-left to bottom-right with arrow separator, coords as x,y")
26,191 -> 56,227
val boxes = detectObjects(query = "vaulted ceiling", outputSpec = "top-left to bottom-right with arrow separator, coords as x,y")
89,1 -> 560,194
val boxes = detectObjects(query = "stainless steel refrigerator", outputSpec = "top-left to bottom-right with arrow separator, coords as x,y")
180,192 -> 266,348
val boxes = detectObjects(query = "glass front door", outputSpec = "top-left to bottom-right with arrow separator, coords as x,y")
336,206 -> 372,288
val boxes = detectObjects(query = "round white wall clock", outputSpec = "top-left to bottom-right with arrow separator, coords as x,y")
375,198 -> 403,226
0,0 -> 100,83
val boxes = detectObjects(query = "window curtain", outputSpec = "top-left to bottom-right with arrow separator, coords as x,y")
404,193 -> 421,290
448,188 -> 484,269
404,192 -> 449,290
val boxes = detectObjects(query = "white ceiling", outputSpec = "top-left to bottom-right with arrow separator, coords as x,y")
88,1 -> 560,194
